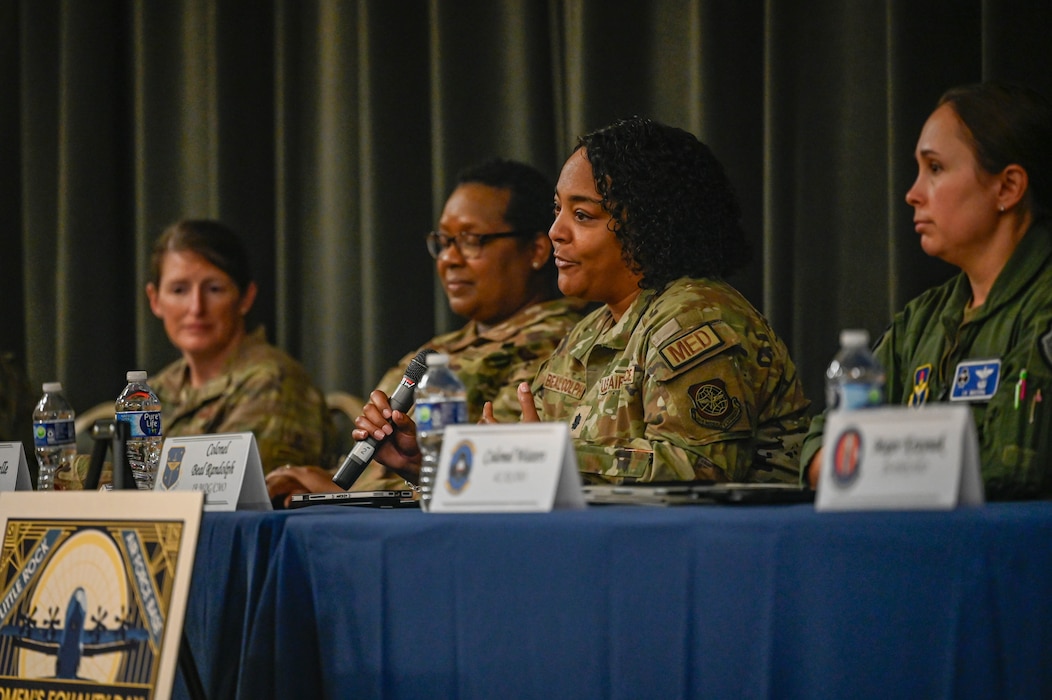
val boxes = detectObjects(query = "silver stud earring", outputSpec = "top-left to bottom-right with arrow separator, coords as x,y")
999,204 -> 1006,212
532,261 -> 541,269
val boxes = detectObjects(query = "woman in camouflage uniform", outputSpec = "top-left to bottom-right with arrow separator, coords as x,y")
266,159 -> 588,504
355,118 -> 811,486
146,220 -> 337,474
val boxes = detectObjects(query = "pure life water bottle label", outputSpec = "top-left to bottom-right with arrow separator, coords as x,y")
118,410 -> 163,438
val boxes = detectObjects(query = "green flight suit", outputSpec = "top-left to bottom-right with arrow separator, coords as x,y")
802,222 -> 1052,500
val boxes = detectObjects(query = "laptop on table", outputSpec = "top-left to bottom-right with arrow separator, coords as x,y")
288,490 -> 419,509
582,482 -> 814,506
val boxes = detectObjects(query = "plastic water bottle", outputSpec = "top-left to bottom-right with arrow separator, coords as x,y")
415,353 -> 467,511
115,370 -> 163,490
826,329 -> 885,410
32,382 -> 76,491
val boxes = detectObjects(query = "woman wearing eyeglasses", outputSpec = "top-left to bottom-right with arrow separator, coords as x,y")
265,158 -> 588,502
376,158 -> 589,423
352,118 -> 811,487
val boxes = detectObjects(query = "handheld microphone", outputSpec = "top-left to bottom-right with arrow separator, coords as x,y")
332,348 -> 436,489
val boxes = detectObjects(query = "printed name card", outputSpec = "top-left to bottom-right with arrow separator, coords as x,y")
429,422 -> 585,513
153,432 -> 271,511
816,405 -> 984,511
0,442 -> 32,492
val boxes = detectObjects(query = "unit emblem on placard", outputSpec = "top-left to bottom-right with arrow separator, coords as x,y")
832,428 -> 862,488
445,440 -> 474,494
162,447 -> 185,490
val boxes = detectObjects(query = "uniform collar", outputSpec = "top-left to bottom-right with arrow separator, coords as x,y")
569,287 -> 657,360
959,221 -> 1052,323
446,298 -> 582,352
161,326 -> 266,418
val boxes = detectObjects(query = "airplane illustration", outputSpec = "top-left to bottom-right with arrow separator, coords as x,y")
0,587 -> 149,680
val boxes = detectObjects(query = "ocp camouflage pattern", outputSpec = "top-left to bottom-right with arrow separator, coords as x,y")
533,277 -> 810,483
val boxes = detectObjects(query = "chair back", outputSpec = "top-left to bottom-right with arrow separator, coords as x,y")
74,401 -> 115,454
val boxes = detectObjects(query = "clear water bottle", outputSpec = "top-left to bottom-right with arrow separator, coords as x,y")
826,329 -> 885,410
415,353 -> 467,511
32,382 -> 77,491
115,370 -> 163,490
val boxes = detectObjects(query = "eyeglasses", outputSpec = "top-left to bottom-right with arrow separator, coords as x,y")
425,230 -> 534,260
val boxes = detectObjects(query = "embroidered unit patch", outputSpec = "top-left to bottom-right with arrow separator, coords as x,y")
909,364 -> 932,407
687,378 -> 742,430
949,359 -> 1001,402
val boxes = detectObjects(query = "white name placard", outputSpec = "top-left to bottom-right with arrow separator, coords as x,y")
153,432 -> 271,511
0,442 -> 32,491
816,405 -> 984,511
429,422 -> 585,513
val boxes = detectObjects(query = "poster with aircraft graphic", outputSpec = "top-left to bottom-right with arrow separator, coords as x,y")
0,491 -> 203,700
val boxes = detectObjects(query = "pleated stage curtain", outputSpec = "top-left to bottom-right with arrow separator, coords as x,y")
3,0 -> 1051,413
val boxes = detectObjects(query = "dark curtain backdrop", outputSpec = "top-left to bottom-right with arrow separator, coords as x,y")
3,0 -> 1051,415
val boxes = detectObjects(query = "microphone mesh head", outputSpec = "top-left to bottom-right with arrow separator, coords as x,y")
405,348 -> 437,383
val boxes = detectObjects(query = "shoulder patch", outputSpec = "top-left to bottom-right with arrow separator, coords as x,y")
687,378 -> 743,430
659,323 -> 725,370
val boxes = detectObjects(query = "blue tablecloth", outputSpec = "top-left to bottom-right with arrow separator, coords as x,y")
180,502 -> 1052,699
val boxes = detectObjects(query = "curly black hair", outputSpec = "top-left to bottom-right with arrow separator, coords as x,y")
576,116 -> 751,290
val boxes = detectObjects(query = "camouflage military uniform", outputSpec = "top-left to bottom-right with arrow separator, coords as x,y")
532,277 -> 810,484
352,297 -> 590,490
802,223 -> 1052,500
151,327 -> 338,474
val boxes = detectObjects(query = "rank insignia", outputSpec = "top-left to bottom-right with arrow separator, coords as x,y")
950,359 -> 1001,402
687,379 -> 742,430
908,364 -> 932,407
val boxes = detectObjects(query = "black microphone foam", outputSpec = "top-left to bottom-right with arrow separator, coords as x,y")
332,348 -> 436,489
